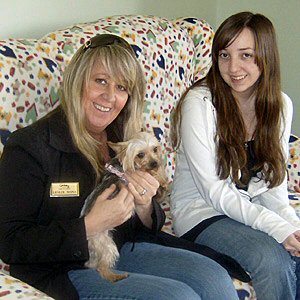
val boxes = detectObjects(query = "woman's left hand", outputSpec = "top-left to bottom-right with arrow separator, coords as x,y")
125,170 -> 160,228
125,170 -> 159,206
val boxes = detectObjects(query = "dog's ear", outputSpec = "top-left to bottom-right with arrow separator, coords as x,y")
107,141 -> 129,155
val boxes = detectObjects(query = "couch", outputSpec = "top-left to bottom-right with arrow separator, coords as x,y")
1,14 -> 300,300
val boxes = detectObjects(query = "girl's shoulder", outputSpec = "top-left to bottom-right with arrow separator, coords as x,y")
184,85 -> 214,111
281,92 -> 293,122
189,85 -> 212,98
281,92 -> 293,109
185,85 -> 212,103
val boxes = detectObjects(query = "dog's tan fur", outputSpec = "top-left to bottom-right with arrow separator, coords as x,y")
108,131 -> 169,202
84,131 -> 168,282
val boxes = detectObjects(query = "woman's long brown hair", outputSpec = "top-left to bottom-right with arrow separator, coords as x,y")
173,12 -> 286,188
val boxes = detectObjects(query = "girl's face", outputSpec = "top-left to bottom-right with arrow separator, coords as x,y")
218,27 -> 261,100
83,63 -> 129,140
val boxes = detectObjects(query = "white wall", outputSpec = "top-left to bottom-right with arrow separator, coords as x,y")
0,0 -> 216,39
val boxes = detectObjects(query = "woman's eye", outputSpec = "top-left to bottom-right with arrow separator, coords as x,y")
117,85 -> 127,92
137,152 -> 145,159
96,78 -> 107,85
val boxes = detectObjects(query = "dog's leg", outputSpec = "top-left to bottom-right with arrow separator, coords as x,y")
98,262 -> 129,283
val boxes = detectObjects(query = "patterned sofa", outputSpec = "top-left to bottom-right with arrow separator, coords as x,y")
0,14 -> 300,300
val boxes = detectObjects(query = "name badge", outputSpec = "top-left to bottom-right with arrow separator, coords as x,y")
50,182 -> 80,197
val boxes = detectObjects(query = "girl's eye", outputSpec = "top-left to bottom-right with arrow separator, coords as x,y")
219,52 -> 229,59
243,53 -> 253,59
137,152 -> 145,159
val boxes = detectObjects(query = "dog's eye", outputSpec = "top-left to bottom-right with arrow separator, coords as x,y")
153,147 -> 158,153
137,152 -> 145,159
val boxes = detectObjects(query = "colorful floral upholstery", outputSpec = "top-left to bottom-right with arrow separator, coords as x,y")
0,273 -> 53,299
288,135 -> 300,222
0,14 -> 299,300
288,135 -> 300,193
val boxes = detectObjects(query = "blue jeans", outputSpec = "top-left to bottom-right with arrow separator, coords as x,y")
68,241 -> 238,300
195,217 -> 300,300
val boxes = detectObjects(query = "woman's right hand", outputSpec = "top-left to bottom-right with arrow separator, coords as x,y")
84,184 -> 135,238
283,230 -> 300,257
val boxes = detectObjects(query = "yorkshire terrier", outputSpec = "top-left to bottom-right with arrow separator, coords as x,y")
80,131 -> 168,282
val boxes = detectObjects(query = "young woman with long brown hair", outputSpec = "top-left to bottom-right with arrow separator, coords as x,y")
171,12 -> 300,299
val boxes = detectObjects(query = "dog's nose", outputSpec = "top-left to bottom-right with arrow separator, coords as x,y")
149,161 -> 158,169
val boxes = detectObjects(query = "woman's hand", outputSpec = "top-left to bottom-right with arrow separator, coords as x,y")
125,170 -> 160,228
283,230 -> 300,257
84,184 -> 135,238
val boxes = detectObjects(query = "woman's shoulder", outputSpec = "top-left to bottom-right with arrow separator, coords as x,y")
6,107 -> 62,150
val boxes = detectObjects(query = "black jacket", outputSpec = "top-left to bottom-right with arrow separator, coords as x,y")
0,107 -> 165,300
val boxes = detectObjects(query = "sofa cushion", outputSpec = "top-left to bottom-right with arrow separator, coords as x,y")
0,15 -> 214,182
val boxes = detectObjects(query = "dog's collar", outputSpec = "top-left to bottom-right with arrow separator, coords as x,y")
105,163 -> 128,185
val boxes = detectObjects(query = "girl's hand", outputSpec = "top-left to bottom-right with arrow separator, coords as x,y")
125,170 -> 160,228
283,230 -> 300,257
84,184 -> 135,238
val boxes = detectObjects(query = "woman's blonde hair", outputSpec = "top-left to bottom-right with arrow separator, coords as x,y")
61,34 -> 145,180
173,12 -> 285,188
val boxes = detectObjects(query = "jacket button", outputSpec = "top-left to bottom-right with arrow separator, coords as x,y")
73,250 -> 82,258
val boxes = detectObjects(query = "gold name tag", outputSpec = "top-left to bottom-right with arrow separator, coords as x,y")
50,182 -> 79,197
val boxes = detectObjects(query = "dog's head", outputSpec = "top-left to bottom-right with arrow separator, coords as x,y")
107,131 -> 162,172
107,131 -> 169,202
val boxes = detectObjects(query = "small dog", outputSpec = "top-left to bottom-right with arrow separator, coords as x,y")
80,131 -> 168,282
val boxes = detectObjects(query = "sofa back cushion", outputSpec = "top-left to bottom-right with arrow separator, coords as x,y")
0,15 -> 214,182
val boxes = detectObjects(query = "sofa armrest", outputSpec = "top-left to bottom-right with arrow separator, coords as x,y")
0,271 -> 53,299
288,134 -> 300,193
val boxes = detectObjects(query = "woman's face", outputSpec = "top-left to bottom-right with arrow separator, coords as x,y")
83,63 -> 129,139
218,27 -> 261,100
